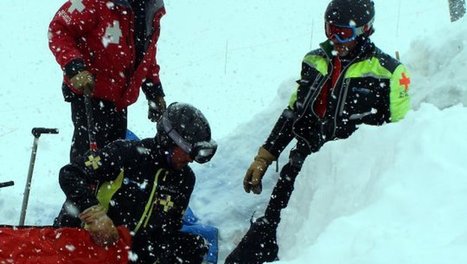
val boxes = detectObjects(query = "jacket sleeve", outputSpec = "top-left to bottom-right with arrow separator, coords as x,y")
48,0 -> 98,76
142,79 -> 164,102
59,140 -> 131,212
263,56 -> 322,157
142,4 -> 166,101
262,108 -> 296,158
389,64 -> 411,122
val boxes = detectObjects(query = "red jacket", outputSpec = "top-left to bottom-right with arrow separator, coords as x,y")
49,0 -> 165,110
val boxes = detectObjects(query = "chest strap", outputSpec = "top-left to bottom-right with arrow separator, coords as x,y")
134,168 -> 166,233
96,168 -> 167,234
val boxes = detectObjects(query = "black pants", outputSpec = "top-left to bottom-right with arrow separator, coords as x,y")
134,232 -> 208,264
54,96 -> 127,227
69,96 -> 127,162
224,146 -> 311,264
264,145 -> 311,225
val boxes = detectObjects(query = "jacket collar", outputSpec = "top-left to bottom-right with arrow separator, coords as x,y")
112,0 -> 131,8
111,0 -> 165,12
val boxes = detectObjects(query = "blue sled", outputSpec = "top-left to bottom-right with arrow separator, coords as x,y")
126,130 -> 219,264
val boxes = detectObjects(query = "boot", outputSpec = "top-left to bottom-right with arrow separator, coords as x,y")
225,216 -> 279,264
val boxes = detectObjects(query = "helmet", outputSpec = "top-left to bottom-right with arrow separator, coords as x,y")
325,0 -> 375,28
157,102 -> 217,163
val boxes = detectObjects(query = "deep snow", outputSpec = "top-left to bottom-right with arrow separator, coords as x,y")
0,0 -> 466,263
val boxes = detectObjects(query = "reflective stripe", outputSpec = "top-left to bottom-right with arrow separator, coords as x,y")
143,170 -> 169,227
345,57 -> 392,79
134,168 -> 164,233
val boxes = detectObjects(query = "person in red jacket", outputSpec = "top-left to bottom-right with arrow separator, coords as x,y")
48,0 -> 167,161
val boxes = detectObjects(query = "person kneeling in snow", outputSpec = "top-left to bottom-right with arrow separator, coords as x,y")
226,0 -> 411,263
56,102 -> 217,264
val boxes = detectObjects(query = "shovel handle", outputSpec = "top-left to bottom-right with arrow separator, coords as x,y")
32,128 -> 59,138
0,181 -> 14,188
83,87 -> 97,152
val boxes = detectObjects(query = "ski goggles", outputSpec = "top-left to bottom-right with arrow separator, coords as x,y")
325,19 -> 373,43
160,113 -> 217,164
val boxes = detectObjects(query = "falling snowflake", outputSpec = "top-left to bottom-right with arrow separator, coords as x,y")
65,244 -> 76,252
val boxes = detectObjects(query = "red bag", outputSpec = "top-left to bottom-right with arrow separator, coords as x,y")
0,226 -> 131,264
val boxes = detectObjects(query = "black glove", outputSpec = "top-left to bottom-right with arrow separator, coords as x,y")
148,96 -> 166,122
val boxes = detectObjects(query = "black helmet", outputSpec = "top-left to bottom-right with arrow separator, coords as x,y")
157,102 -> 217,163
325,0 -> 375,28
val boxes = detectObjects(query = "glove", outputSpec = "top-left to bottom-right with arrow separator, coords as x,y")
243,147 -> 276,194
148,96 -> 166,122
79,204 -> 119,246
70,70 -> 94,93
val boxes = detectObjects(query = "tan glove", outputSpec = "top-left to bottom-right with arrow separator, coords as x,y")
70,70 -> 94,93
79,204 -> 119,246
148,96 -> 167,122
243,147 -> 276,194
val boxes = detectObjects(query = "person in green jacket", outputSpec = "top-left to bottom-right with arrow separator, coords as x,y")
226,0 -> 411,263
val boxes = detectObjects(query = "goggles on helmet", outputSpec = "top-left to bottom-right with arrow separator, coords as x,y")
160,113 -> 217,164
325,18 -> 374,43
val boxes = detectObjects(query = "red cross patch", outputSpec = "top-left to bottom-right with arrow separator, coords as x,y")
399,72 -> 410,92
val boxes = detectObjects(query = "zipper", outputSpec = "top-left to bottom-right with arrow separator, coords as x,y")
292,73 -> 328,152
303,73 -> 329,118
126,7 -> 136,69
338,78 -> 351,116
330,56 -> 358,138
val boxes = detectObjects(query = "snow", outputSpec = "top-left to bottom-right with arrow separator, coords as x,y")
1,0 -> 466,263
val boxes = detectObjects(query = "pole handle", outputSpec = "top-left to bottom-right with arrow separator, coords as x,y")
0,181 -> 14,188
32,127 -> 59,138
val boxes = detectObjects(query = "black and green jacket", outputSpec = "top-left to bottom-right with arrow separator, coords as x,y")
59,138 -> 195,261
264,40 -> 411,157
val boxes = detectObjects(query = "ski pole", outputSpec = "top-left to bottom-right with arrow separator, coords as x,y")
0,181 -> 14,188
19,127 -> 59,225
83,87 -> 102,194
83,87 -> 97,153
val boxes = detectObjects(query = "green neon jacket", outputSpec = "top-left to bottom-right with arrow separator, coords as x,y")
264,40 -> 411,157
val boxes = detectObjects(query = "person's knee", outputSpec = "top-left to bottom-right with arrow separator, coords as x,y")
288,149 -> 308,171
156,233 -> 208,264
185,234 -> 208,260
